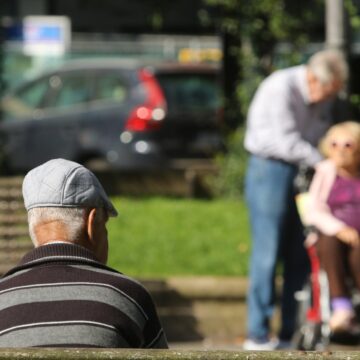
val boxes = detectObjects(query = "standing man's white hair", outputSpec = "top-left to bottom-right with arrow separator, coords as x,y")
307,49 -> 348,86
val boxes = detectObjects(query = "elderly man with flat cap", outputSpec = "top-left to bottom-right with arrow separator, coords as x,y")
0,158 -> 168,348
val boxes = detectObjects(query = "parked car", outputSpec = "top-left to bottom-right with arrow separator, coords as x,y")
0,59 -> 224,174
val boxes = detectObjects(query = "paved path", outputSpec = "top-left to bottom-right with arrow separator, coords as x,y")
144,277 -> 360,351
170,340 -> 360,351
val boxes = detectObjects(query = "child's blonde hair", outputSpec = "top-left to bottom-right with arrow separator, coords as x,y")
319,121 -> 360,157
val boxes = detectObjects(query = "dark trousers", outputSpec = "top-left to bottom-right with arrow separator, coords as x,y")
317,234 -> 360,299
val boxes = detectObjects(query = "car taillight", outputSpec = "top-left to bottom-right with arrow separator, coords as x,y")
125,69 -> 167,132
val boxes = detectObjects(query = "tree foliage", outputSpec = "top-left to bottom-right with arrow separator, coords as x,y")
201,0 -> 358,198
202,0 -> 325,120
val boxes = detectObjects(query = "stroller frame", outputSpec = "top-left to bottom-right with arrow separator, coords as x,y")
292,242 -> 331,350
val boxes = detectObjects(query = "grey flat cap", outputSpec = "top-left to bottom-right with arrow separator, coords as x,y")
22,158 -> 117,217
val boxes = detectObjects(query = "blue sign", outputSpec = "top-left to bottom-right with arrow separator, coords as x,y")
25,25 -> 62,43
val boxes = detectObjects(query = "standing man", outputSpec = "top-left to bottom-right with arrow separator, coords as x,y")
0,158 -> 168,348
243,49 -> 348,350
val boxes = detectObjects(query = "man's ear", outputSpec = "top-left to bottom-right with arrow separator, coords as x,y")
86,208 -> 97,243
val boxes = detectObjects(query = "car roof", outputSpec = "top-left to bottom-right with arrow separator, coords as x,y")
58,58 -> 144,71
52,58 -> 220,73
5,58 -> 220,95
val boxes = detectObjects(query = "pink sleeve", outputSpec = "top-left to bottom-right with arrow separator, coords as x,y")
305,161 -> 346,236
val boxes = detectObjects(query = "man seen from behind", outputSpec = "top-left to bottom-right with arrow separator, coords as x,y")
0,158 -> 168,348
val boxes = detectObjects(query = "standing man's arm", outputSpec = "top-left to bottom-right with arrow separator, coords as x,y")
244,84 -> 324,167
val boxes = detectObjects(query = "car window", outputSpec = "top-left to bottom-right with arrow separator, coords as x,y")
0,77 -> 50,119
94,75 -> 128,104
14,77 -> 49,109
47,74 -> 91,110
156,73 -> 220,112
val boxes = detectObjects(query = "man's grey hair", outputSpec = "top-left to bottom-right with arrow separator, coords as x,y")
28,207 -> 87,246
307,49 -> 348,85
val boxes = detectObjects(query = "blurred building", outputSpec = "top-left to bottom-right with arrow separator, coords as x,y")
2,0 -> 360,120
0,0 -> 222,90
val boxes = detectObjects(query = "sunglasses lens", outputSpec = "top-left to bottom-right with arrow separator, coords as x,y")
330,140 -> 355,150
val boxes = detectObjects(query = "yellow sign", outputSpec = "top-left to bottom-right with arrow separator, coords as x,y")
178,48 -> 222,63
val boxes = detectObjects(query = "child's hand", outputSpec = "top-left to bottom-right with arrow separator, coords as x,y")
336,226 -> 360,247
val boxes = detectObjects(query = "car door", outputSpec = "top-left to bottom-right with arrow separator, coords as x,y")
154,69 -> 224,158
0,76 -> 51,172
25,70 -> 94,168
81,69 -> 136,158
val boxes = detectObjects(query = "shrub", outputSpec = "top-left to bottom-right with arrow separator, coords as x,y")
211,126 -> 248,199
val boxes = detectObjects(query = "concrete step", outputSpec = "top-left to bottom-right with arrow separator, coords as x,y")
0,177 -> 23,186
0,176 -> 29,273
0,239 -> 32,250
140,277 -> 251,343
0,188 -> 23,200
140,277 -> 284,343
0,227 -> 29,238
144,277 -> 248,300
0,201 -> 24,211
0,214 -> 28,225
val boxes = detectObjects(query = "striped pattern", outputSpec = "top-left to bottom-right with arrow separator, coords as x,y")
0,244 -> 168,348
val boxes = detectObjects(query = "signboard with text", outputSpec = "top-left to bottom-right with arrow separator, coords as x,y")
23,16 -> 71,56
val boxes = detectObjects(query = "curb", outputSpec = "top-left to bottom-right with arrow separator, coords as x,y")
138,277 -> 251,343
140,276 -> 249,300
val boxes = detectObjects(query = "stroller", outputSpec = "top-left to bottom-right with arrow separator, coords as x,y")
292,165 -> 360,350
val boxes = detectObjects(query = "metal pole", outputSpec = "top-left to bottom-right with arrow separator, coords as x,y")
0,18 -> 5,122
325,0 -> 346,50
325,0 -> 350,121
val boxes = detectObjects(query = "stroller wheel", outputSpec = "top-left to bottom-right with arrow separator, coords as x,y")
293,322 -> 327,350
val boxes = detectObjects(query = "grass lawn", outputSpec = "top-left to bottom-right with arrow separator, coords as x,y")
107,197 -> 251,277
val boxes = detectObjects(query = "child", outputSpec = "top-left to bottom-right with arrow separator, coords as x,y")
306,121 -> 360,332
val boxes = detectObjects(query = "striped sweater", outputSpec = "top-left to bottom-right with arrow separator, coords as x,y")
0,243 -> 168,348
